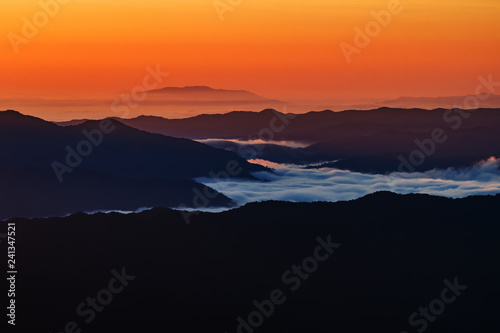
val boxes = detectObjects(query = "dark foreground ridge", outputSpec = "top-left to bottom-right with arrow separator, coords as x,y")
2,192 -> 499,332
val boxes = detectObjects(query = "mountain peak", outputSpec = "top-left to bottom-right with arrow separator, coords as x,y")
181,85 -> 216,91
0,109 -> 58,129
76,117 -> 135,132
151,85 -> 247,93
145,86 -> 270,102
260,108 -> 279,114
1,109 -> 24,117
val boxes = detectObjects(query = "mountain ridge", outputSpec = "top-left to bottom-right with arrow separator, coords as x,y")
0,110 -> 266,220
4,191 -> 500,332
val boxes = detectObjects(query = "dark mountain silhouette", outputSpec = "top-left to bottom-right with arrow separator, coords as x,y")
0,110 -> 266,220
4,192 -> 499,332
65,119 -> 265,179
55,108 -> 291,136
116,108 -> 293,140
54,118 -> 90,127
56,107 -> 500,172
0,166 -> 234,220
302,126 -> 500,172
56,107 -> 500,141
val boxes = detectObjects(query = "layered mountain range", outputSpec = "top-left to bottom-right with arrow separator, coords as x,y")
0,110 -> 266,220
56,107 -> 500,173
3,106 -> 500,220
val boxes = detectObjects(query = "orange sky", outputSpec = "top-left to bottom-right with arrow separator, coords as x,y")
1,0 -> 500,114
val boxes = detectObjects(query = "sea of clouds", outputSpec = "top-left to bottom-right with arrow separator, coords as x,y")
197,157 -> 500,206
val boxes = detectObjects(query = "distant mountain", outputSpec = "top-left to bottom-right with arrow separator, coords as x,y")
380,93 -> 500,109
0,110 -> 266,220
0,86 -> 288,121
147,86 -> 271,102
5,192 -> 500,332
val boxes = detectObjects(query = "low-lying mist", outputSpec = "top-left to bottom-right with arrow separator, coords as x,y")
197,157 -> 500,206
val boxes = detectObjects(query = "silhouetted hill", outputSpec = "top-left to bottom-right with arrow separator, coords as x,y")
304,126 -> 500,172
0,110 -> 266,220
0,166 -> 234,220
115,109 -> 293,139
1,109 -> 59,129
54,107 -> 500,172
3,192 -> 499,332
64,107 -> 500,141
55,118 -> 90,126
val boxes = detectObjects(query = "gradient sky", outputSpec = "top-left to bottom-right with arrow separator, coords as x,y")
2,0 -> 500,107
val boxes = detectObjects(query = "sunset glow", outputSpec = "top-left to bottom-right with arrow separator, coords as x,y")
2,0 -> 500,118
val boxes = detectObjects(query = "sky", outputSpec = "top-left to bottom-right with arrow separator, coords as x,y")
1,0 -> 500,118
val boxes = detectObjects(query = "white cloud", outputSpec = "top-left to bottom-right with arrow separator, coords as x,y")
197,139 -> 310,148
196,157 -> 500,206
